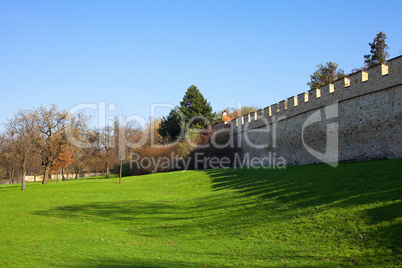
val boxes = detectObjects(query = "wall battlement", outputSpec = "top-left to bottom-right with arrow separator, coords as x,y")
228,55 -> 402,133
216,55 -> 402,166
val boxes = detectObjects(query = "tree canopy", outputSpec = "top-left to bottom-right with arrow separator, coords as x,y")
158,85 -> 216,142
158,107 -> 183,142
364,31 -> 389,67
307,62 -> 345,89
180,85 -> 215,129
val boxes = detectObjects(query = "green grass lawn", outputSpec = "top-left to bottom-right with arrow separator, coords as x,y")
0,159 -> 401,267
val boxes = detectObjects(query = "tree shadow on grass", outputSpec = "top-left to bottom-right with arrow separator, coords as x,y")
33,196 -> 338,266
50,257 -> 183,268
34,200 -> 192,222
48,256 -> 334,268
0,182 -> 44,190
0,184 -> 21,189
74,174 -> 120,181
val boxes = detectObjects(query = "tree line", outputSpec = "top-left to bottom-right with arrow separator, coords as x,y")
0,86 -> 257,190
0,104 -> 142,189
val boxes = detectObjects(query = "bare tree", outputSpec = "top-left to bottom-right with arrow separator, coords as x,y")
0,135 -> 15,184
115,117 -> 146,183
69,146 -> 88,180
96,126 -> 117,178
26,151 -> 42,182
30,105 -> 69,184
31,104 -> 87,184
3,149 -> 17,184
4,109 -> 36,191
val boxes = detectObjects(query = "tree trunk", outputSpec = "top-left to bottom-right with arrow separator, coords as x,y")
43,165 -> 50,184
106,165 -> 110,179
34,174 -> 36,182
119,160 -> 122,184
10,170 -> 14,184
75,171 -> 78,180
62,167 -> 66,181
21,165 -> 26,191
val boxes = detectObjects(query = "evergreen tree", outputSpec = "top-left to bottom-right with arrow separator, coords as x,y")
179,85 -> 216,129
364,31 -> 389,67
158,85 -> 216,141
157,107 -> 183,142
307,62 -> 345,89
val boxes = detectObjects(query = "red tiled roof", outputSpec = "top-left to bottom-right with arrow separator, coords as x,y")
223,115 -> 231,121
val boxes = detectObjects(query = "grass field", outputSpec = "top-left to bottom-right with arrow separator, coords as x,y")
0,159 -> 401,267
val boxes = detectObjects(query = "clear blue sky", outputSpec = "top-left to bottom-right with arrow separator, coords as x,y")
1,0 -> 401,129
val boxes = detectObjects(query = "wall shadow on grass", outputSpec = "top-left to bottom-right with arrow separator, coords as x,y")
204,159 -> 402,261
205,159 -> 402,210
31,159 -> 401,267
365,202 -> 402,259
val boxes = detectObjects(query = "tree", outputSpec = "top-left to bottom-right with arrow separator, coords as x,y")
180,85 -> 216,129
364,31 -> 389,67
350,66 -> 368,74
69,147 -> 88,180
115,116 -> 149,183
307,62 -> 345,89
96,126 -> 118,178
3,109 -> 36,191
158,85 -> 216,141
26,151 -> 42,182
86,129 -> 103,178
0,135 -> 17,184
158,107 -> 183,142
52,144 -> 74,181
31,105 -> 69,184
31,104 -> 87,184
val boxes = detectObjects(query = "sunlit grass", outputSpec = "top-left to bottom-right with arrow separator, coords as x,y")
0,159 -> 401,267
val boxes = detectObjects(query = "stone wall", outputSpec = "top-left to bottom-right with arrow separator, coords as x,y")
0,173 -> 101,184
24,173 -> 101,182
228,55 -> 402,166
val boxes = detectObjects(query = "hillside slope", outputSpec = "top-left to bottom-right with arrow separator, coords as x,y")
0,159 -> 401,267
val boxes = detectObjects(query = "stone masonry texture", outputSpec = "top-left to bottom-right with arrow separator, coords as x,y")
220,55 -> 402,166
